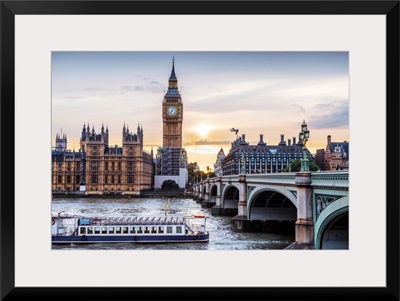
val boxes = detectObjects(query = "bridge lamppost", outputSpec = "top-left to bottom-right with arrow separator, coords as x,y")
299,120 -> 310,172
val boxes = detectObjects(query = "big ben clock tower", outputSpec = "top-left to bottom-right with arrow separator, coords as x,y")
155,58 -> 188,186
163,57 -> 183,148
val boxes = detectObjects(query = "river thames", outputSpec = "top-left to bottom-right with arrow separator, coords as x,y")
52,197 -> 295,250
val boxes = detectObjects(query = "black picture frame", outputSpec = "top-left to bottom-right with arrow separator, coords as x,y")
1,1 -> 399,300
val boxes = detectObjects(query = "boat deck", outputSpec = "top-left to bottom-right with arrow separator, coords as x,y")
79,216 -> 188,226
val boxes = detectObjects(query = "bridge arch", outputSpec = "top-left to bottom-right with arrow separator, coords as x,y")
210,184 -> 217,203
248,188 -> 297,222
314,196 -> 349,249
221,184 -> 239,209
248,185 -> 298,209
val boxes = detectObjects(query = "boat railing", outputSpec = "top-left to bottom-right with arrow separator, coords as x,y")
68,214 -> 204,227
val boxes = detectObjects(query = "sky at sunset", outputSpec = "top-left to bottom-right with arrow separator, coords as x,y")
52,51 -> 349,171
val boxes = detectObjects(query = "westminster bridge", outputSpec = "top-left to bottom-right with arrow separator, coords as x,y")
190,171 -> 349,250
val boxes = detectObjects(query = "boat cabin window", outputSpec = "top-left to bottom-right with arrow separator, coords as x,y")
176,226 -> 182,234
151,227 -> 157,234
109,227 -> 115,234
122,227 -> 128,234
137,227 -> 143,234
158,227 -> 164,234
87,227 -> 93,234
94,227 -> 100,234
116,227 -> 122,234
144,227 -> 150,234
80,227 -> 86,235
129,227 -> 135,234
167,226 -> 173,234
101,227 -> 107,234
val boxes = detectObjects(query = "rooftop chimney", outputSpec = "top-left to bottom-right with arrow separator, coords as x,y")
279,134 -> 286,146
293,137 -> 296,145
288,139 -> 291,146
258,134 -> 266,145
327,135 -> 332,144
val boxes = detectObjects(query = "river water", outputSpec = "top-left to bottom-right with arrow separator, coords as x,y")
51,197 -> 294,250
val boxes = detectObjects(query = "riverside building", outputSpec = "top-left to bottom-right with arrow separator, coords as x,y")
222,122 -> 313,175
324,135 -> 349,170
51,123 -> 154,195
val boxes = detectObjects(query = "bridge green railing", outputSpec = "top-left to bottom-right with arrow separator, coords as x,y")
197,171 -> 348,190
310,171 -> 349,190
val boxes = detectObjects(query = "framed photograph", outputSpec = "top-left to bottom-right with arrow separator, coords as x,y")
2,0 -> 399,300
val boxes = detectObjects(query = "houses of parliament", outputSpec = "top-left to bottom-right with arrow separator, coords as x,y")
51,59 -> 187,194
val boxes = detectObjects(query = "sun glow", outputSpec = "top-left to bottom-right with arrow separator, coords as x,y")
193,124 -> 212,137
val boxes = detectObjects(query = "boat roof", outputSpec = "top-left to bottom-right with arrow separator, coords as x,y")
52,213 -> 207,226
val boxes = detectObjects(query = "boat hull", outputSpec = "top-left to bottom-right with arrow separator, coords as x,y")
52,233 -> 209,245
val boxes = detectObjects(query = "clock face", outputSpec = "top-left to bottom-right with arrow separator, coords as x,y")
167,106 -> 177,116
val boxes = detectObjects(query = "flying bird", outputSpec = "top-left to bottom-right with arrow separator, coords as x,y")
230,128 -> 239,135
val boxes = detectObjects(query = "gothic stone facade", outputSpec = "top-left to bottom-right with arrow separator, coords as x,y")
52,123 -> 154,194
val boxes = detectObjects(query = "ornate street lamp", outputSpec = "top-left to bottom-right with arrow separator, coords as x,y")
299,120 -> 310,172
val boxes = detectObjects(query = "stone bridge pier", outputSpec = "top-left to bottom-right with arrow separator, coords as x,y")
231,174 -> 248,228
195,184 -> 200,199
229,172 -> 314,248
210,178 -> 224,214
292,172 -> 314,248
202,178 -> 214,208
197,183 -> 204,203
192,184 -> 198,199
215,177 -> 222,208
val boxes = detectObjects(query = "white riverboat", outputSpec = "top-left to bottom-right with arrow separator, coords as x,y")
51,211 -> 209,244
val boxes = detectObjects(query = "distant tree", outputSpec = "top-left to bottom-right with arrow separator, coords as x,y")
308,159 -> 321,172
161,179 -> 179,190
283,159 -> 320,172
205,166 -> 216,178
187,162 -> 199,186
186,162 -> 215,185
283,160 -> 301,172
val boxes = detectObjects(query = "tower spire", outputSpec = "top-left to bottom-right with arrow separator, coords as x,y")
169,57 -> 177,82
